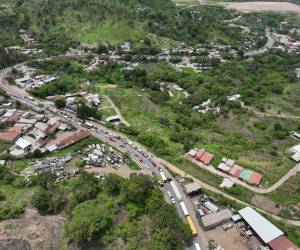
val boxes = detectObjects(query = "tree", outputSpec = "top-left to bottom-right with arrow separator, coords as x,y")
103,173 -> 123,196
31,188 -> 65,214
65,200 -> 112,243
55,98 -> 66,109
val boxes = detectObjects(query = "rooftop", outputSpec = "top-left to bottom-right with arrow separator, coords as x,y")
239,207 -> 283,243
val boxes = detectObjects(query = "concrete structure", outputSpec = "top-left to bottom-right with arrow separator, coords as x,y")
184,182 -> 202,195
201,209 -> 233,230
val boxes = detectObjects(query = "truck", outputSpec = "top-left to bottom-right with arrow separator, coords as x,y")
194,243 -> 201,250
160,171 -> 167,183
179,201 -> 189,216
170,181 -> 183,202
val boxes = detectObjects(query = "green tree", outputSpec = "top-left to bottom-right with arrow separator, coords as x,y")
65,200 -> 112,243
55,98 -> 66,109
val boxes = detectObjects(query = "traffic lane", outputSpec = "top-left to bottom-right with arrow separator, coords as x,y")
2,81 -> 201,250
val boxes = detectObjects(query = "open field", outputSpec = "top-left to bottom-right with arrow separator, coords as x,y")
226,2 -> 300,15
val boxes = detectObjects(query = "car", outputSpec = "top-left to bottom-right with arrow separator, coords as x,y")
167,177 -> 172,182
179,178 -> 186,183
171,197 -> 176,204
159,181 -> 164,187
139,159 -> 143,163
152,171 -> 156,176
167,191 -> 172,197
145,165 -> 150,170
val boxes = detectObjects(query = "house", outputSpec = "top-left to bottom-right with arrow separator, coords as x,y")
200,152 -> 214,165
188,148 -> 197,157
291,152 -> 300,162
56,130 -> 91,149
0,125 -> 24,143
15,137 -> 32,152
229,164 -> 244,178
249,172 -> 263,186
85,93 -> 100,106
105,115 -> 120,123
195,149 -> 205,161
34,122 -> 49,133
15,77 -> 33,87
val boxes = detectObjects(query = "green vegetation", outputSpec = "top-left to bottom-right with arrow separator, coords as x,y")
31,172 -> 191,248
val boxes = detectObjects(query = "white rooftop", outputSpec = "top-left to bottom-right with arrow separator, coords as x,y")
15,137 -> 31,149
239,207 -> 283,243
291,144 -> 300,153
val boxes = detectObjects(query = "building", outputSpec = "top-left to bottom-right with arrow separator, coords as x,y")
268,235 -> 299,250
201,208 -> 233,230
0,125 -> 24,143
239,207 -> 283,244
188,148 -> 197,157
105,115 -> 121,123
229,164 -> 244,177
239,169 -> 253,182
195,149 -> 205,161
184,182 -> 202,195
56,130 -> 91,149
200,152 -> 214,165
291,152 -> 300,162
239,207 -> 299,250
249,172 -> 263,186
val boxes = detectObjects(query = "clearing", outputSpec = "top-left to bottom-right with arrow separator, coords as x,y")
226,2 -> 300,15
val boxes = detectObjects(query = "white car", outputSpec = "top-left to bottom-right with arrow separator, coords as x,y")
167,191 -> 172,197
171,197 -> 176,204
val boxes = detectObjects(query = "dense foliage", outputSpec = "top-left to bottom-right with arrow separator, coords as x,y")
30,172 -> 191,248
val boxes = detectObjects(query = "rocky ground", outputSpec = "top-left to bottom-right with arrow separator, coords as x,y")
0,208 -> 65,250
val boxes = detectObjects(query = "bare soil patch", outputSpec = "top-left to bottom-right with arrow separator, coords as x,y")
206,225 -> 261,250
0,207 -> 65,250
252,194 -> 282,215
226,2 -> 300,15
86,165 -> 148,178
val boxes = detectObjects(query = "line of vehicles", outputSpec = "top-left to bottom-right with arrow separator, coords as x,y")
159,168 -> 198,238
6,86 -> 203,250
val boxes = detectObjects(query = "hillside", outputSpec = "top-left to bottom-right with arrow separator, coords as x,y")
0,0 -> 246,52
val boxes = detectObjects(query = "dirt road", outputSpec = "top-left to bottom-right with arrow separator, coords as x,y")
186,155 -> 300,194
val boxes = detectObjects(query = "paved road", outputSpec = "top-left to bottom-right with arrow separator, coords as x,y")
1,64 -> 300,231
186,155 -> 300,194
0,66 -> 207,249
245,27 -> 274,56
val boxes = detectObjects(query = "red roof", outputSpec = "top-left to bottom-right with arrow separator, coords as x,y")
268,236 -> 299,250
6,113 -> 22,122
195,149 -> 205,160
0,125 -> 23,142
56,130 -> 91,148
200,152 -> 214,165
229,164 -> 244,177
249,172 -> 263,186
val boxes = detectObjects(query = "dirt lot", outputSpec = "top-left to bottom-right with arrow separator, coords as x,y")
226,2 -> 300,15
86,165 -> 148,178
0,208 -> 65,250
252,194 -> 282,215
206,225 -> 262,250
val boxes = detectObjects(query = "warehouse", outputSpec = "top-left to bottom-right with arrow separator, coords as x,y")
239,207 -> 298,250
238,207 -> 283,243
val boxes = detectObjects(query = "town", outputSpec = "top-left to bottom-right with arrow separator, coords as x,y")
0,0 -> 300,249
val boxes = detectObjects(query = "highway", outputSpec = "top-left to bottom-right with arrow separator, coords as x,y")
0,66 -> 208,249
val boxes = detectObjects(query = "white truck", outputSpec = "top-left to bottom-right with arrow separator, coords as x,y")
179,201 -> 189,216
170,181 -> 183,202
160,171 -> 167,183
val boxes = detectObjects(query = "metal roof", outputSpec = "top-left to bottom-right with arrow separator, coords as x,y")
239,207 -> 283,243
239,169 -> 253,181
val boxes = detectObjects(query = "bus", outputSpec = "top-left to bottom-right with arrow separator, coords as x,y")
186,215 -> 197,237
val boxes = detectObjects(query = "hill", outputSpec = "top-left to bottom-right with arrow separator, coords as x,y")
0,0 -> 244,52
